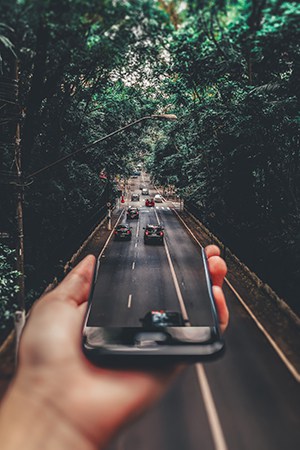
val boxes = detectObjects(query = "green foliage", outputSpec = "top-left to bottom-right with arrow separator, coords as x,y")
0,22 -> 17,73
0,244 -> 20,329
149,0 -> 300,311
1,0 -> 299,314
0,0 -> 174,305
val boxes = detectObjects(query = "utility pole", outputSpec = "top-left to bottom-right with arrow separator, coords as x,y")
106,172 -> 112,231
14,59 -> 26,354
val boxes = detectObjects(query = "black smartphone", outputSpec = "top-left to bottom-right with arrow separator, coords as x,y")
82,248 -> 224,367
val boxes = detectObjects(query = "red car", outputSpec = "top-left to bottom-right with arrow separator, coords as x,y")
145,198 -> 155,207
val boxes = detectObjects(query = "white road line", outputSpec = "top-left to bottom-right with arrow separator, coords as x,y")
135,242 -> 138,248
196,365 -> 228,450
136,223 -> 140,237
162,216 -> 228,449
132,262 -> 135,270
172,208 -> 300,383
127,294 -> 132,308
226,278 -> 300,383
163,240 -> 189,322
154,208 -> 160,225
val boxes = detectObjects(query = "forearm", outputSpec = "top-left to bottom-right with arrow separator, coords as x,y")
0,378 -> 96,450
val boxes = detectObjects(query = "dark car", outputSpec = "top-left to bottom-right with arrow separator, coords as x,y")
131,193 -> 140,201
140,310 -> 185,328
114,224 -> 132,241
127,207 -> 139,220
145,198 -> 155,207
143,224 -> 164,244
131,170 -> 141,177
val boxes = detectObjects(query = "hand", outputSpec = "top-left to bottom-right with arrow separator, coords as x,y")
0,246 -> 228,450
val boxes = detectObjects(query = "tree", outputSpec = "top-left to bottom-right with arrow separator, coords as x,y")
149,0 -> 300,312
0,244 -> 20,332
0,0 -> 175,309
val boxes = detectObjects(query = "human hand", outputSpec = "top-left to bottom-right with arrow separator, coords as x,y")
0,246 -> 228,450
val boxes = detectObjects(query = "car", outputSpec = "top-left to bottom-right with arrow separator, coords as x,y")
140,310 -> 185,328
127,207 -> 139,220
143,224 -> 164,244
114,224 -> 132,240
131,170 -> 140,178
142,188 -> 149,195
154,194 -> 163,203
145,198 -> 155,207
131,193 -> 140,201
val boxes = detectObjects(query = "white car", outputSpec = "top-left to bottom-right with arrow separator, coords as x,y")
154,194 -> 163,203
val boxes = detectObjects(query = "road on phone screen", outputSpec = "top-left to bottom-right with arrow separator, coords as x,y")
88,174 -> 300,450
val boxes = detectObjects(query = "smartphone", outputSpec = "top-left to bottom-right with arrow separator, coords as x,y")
82,248 -> 224,367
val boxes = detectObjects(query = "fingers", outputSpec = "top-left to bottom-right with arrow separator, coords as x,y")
205,246 -> 229,333
207,254 -> 227,288
205,244 -> 221,258
50,255 -> 96,306
205,244 -> 227,286
212,286 -> 229,333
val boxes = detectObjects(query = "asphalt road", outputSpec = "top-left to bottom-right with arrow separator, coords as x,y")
88,175 -> 300,450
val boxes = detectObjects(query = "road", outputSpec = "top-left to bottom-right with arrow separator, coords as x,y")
88,174 -> 300,450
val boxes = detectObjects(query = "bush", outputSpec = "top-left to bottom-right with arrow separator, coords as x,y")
0,244 -> 20,331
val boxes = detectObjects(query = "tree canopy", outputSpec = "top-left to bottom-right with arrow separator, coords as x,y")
0,0 -> 299,326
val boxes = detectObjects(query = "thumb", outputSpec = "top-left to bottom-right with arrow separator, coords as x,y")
53,255 -> 96,306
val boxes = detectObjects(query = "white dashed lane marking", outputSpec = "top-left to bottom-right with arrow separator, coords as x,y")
127,294 -> 132,308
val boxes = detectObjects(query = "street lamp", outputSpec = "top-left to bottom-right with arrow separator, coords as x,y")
12,112 -> 177,357
17,112 -> 177,303
24,113 -> 177,232
25,114 -> 178,181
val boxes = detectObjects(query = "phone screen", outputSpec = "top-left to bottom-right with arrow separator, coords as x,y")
83,247 -> 223,364
86,248 -> 216,328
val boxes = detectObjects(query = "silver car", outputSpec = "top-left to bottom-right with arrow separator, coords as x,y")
154,194 -> 163,203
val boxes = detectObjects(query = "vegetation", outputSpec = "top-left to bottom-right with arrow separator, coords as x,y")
0,244 -> 19,332
0,0 -> 299,330
149,0 -> 300,312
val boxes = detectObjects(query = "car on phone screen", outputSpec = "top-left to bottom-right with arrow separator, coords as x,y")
143,224 -> 164,244
145,198 -> 155,207
127,207 -> 139,220
142,188 -> 149,195
114,224 -> 132,241
154,194 -> 163,203
140,310 -> 185,328
131,193 -> 140,201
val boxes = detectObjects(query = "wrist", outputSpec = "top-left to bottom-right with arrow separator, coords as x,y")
0,375 -> 96,450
